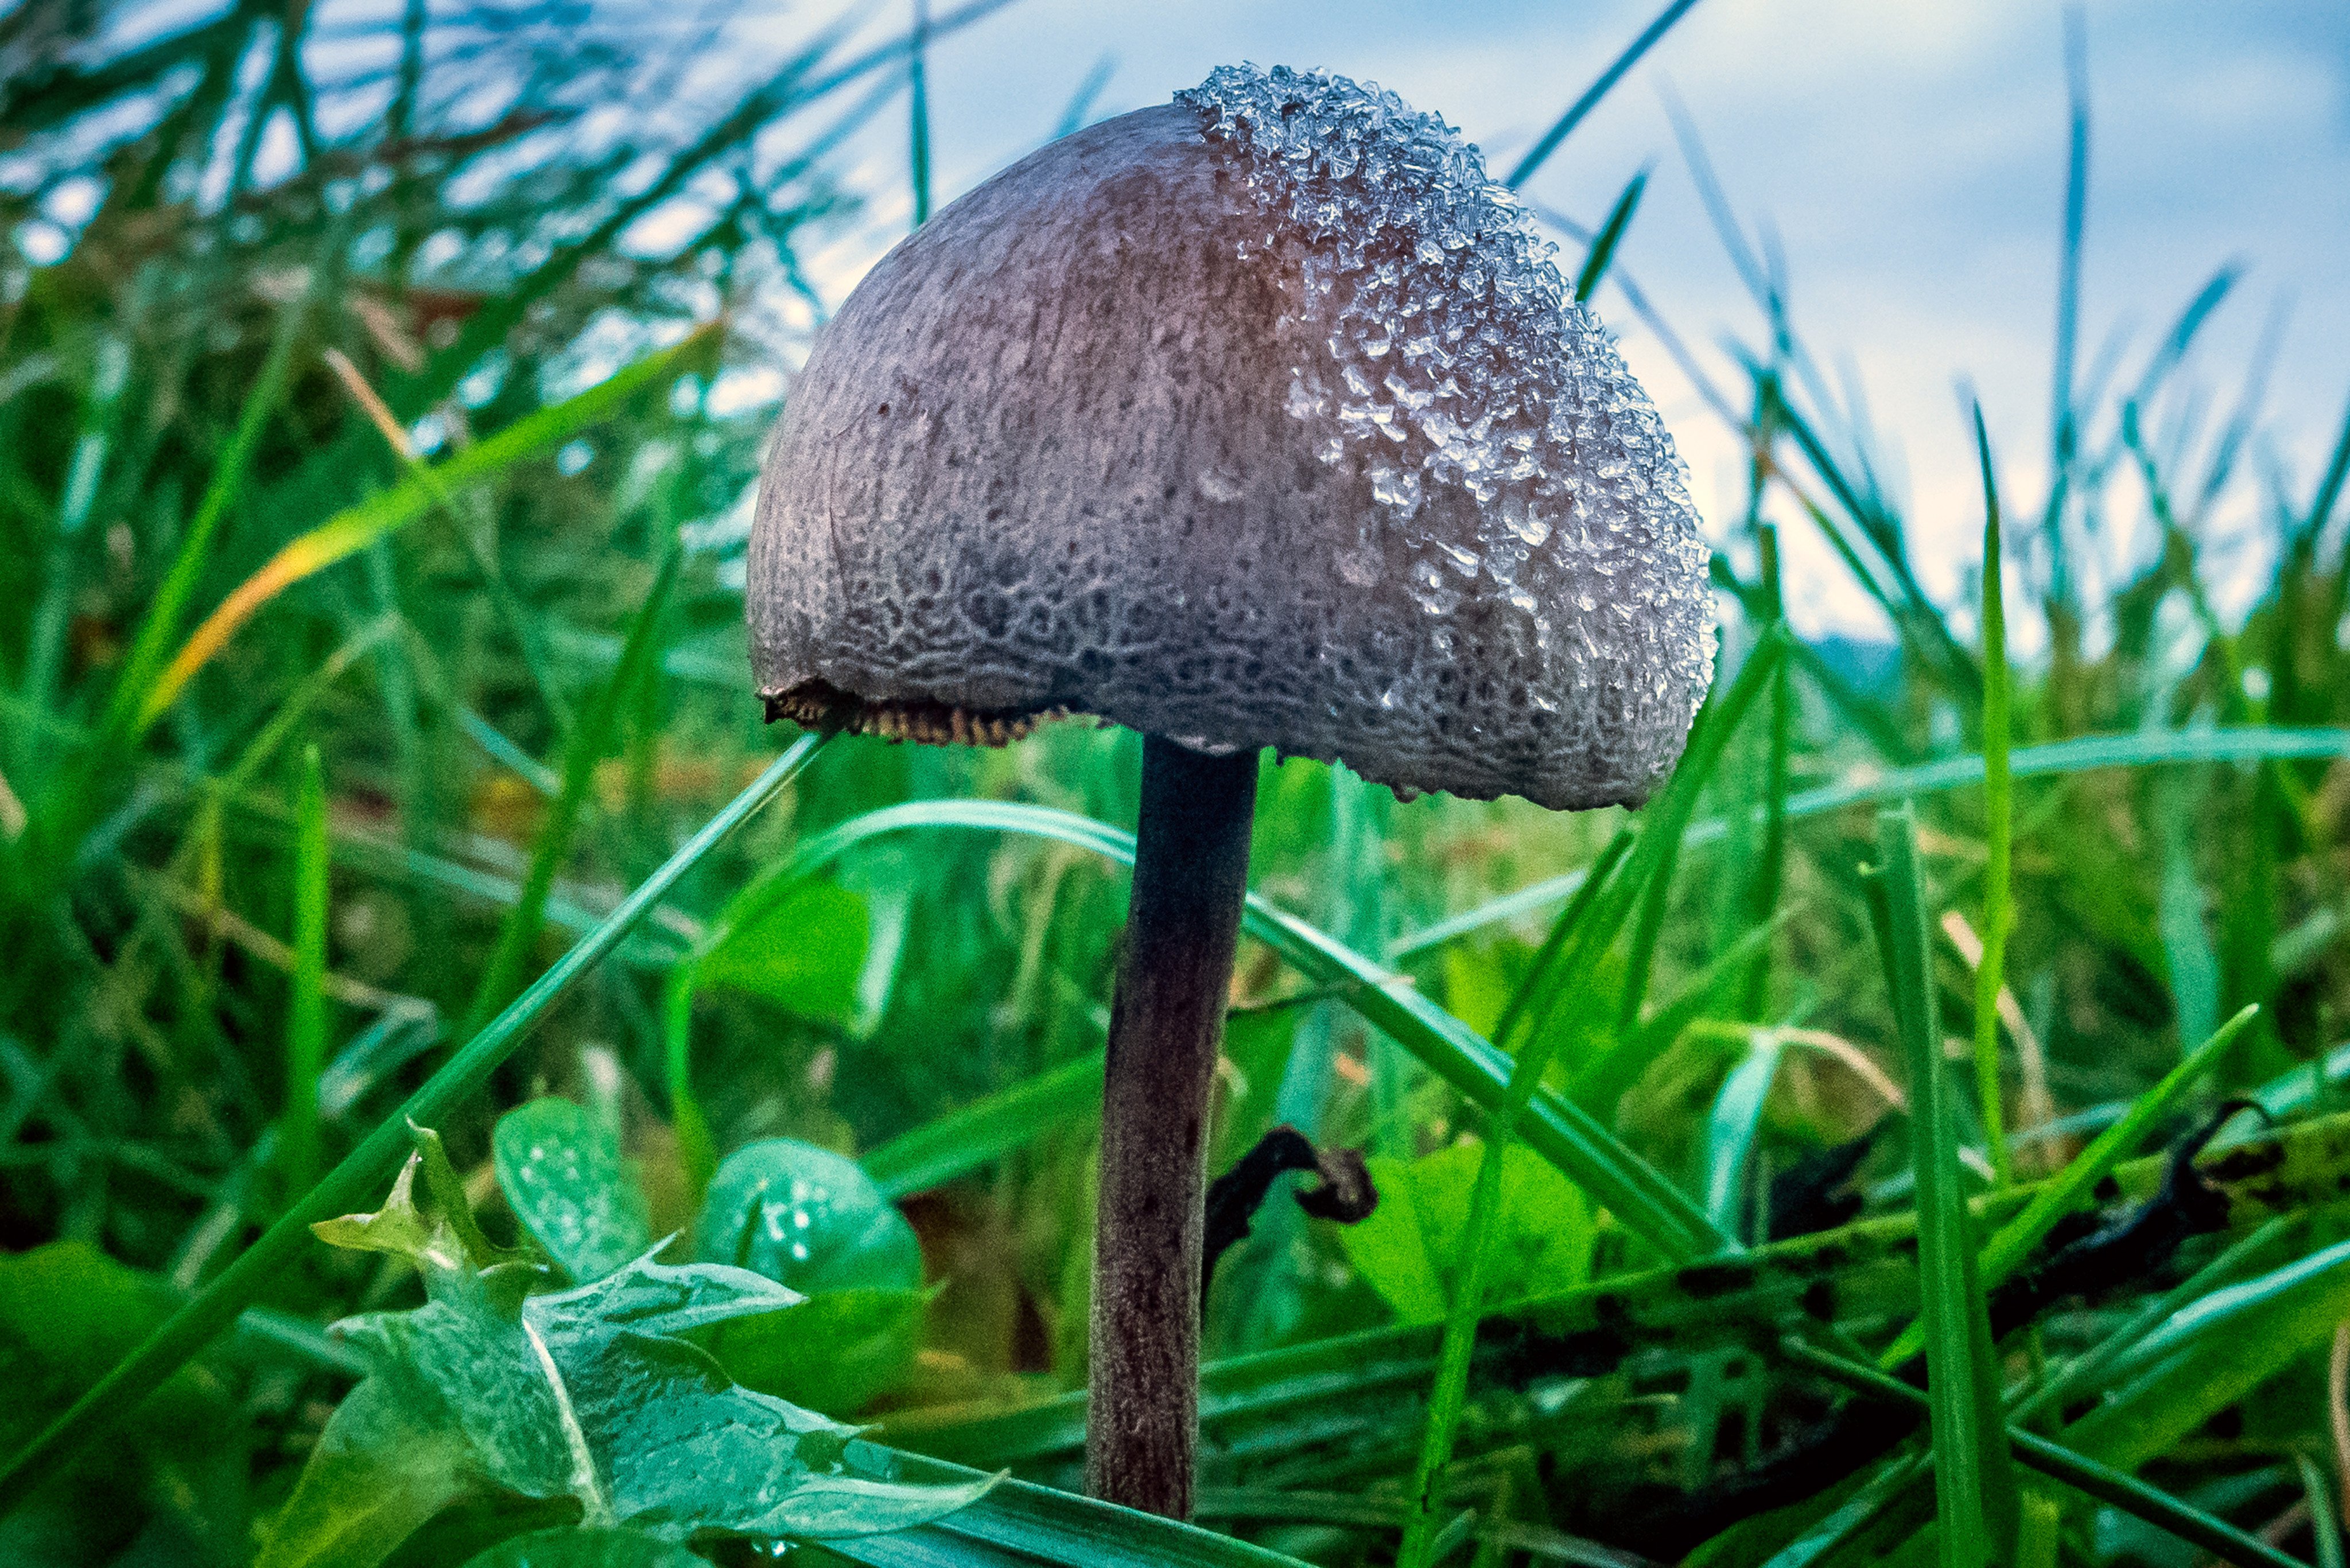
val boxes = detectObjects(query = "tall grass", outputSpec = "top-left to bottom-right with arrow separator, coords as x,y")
4,3 -> 2350,1566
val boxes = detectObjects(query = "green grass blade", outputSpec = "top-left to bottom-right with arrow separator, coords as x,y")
1972,404 -> 2014,1184
827,1442 -> 1314,1567
1394,1120 -> 1514,1568
1703,1032 -> 1785,1236
455,548 -> 681,1041
24,326 -> 134,713
104,286 -> 310,742
135,326 -> 714,732
283,742 -> 329,1195
1605,627 -> 1792,1034
908,0 -> 933,226
1881,1003 -> 2258,1367
2301,1452 -> 2345,1568
863,1049 -> 1106,1200
2010,1217 -> 2293,1428
1490,829 -> 1633,1050
1502,0 -> 1706,190
1573,170 -> 1646,304
1784,1341 -> 2303,1568
1877,804 -> 2018,1567
1741,523 -> 1792,1020
0,734 -> 828,1513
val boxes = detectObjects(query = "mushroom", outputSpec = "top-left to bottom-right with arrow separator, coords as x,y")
749,64 -> 1714,1517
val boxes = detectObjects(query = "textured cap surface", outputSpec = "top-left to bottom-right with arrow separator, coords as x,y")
750,67 -> 1714,809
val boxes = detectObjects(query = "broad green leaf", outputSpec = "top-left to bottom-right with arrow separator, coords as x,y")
1338,1141 -> 1592,1326
495,1098 -> 655,1285
710,1287 -> 930,1417
697,1139 -> 927,1412
462,1528 -> 705,1568
694,881 -> 870,1026
256,1358 -> 478,1568
697,1139 -> 925,1296
276,1139 -> 984,1568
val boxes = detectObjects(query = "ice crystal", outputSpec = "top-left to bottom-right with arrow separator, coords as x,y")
1177,63 -> 1715,745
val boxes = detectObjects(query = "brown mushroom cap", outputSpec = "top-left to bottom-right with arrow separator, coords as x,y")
750,67 -> 1713,809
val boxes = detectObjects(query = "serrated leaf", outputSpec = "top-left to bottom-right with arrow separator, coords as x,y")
712,1286 -> 929,1417
315,1123 -> 542,1293
494,1098 -> 655,1284
255,1359 -> 478,1568
267,1136 -> 984,1568
461,1527 -> 705,1568
1337,1141 -> 1592,1326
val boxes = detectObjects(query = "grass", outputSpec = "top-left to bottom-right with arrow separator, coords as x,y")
5,2 -> 2350,1567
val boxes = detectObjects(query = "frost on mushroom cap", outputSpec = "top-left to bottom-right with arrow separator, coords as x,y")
749,64 -> 1715,810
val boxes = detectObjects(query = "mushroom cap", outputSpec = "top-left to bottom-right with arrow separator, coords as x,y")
750,66 -> 1714,809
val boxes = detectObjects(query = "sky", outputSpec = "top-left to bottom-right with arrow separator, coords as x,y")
772,0 -> 2350,645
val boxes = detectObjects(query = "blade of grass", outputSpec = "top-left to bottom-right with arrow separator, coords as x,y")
864,1048 -> 1108,1200
2010,1216 -> 2293,1427
1704,1032 -> 1785,1238
1878,803 -> 2019,1567
2042,6 -> 2091,614
908,0 -> 932,226
1973,404 -> 2014,1183
283,742 -> 329,1195
1741,523 -> 1792,1020
136,325 -> 714,731
1782,1340 -> 2303,1568
454,547 -> 681,1042
1879,1003 -> 2256,1367
0,733 -> 828,1517
1573,171 -> 1646,305
104,284 -> 312,742
323,347 -> 576,736
1503,0 -> 1707,190
2301,1453 -> 2345,1568
1493,829 -> 1634,1051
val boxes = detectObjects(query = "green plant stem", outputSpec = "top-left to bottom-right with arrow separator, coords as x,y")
0,734 -> 826,1519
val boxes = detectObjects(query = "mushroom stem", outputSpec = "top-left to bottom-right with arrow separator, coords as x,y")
1087,734 -> 1259,1518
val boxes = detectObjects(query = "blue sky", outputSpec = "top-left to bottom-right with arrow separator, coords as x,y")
783,0 -> 2350,643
